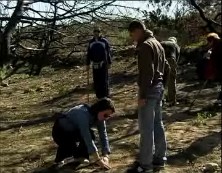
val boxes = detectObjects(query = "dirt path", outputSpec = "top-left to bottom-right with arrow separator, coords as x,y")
0,59 -> 221,173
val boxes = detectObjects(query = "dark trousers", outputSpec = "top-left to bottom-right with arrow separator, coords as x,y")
93,65 -> 109,99
52,115 -> 95,163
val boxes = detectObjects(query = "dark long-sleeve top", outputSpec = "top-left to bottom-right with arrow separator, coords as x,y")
59,104 -> 110,155
136,30 -> 166,99
86,37 -> 112,65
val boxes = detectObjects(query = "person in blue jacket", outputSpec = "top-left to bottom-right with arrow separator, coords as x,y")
86,27 -> 112,99
52,98 -> 115,169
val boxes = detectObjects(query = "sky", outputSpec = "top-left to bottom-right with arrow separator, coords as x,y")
29,1 -> 152,18
0,1 -> 180,24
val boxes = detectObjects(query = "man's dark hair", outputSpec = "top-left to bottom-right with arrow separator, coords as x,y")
128,20 -> 146,32
91,98 -> 115,114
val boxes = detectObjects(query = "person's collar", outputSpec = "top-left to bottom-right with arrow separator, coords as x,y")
213,38 -> 220,46
138,29 -> 154,45
84,104 -> 98,121
93,36 -> 102,40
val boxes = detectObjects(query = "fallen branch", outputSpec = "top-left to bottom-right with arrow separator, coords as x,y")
18,43 -> 44,51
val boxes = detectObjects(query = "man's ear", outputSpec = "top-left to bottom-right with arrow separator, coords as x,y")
97,111 -> 104,121
97,111 -> 102,117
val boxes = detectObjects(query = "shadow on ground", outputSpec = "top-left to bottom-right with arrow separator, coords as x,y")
110,71 -> 137,86
164,103 -> 221,125
167,131 -> 221,165
32,163 -> 108,173
41,86 -> 93,108
0,113 -> 56,131
179,81 -> 217,93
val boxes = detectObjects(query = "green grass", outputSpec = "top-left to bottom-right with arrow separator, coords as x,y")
184,36 -> 206,49
0,65 -> 7,80
0,57 -> 221,173
192,111 -> 216,126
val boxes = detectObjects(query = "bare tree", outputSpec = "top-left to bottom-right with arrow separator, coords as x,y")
0,0 -> 123,74
189,0 -> 222,33
0,0 -> 26,67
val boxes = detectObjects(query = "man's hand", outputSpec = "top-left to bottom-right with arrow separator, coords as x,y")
96,159 -> 111,170
86,65 -> 90,71
138,99 -> 147,107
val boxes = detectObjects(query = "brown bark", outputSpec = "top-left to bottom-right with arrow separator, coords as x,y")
190,0 -> 222,33
0,0 -> 24,67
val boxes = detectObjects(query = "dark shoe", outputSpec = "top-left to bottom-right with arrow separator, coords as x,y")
153,158 -> 166,170
127,161 -> 153,173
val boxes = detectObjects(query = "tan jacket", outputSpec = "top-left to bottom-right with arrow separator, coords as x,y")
136,30 -> 166,99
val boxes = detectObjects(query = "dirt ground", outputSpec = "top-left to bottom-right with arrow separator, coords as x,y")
0,57 -> 221,173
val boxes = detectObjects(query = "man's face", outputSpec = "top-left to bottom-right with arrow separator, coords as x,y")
129,29 -> 143,43
98,109 -> 114,121
93,30 -> 100,38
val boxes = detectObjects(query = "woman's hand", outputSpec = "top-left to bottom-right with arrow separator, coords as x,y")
90,152 -> 111,170
102,155 -> 109,165
96,158 -> 111,170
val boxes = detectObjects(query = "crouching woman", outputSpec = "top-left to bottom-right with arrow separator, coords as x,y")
52,98 -> 115,170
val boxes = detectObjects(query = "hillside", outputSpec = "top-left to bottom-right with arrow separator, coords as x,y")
0,56 -> 221,173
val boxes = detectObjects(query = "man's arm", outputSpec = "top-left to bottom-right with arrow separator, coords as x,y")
176,44 -> 180,63
138,43 -> 154,99
97,120 -> 111,156
86,43 -> 91,66
163,58 -> 171,88
104,39 -> 112,65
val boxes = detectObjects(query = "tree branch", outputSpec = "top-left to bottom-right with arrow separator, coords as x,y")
190,0 -> 222,28
3,0 -> 24,35
214,12 -> 222,21
18,43 -> 44,51
0,1 -> 116,22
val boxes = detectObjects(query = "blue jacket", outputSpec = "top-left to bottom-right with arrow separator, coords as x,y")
86,37 -> 112,65
60,104 -> 110,155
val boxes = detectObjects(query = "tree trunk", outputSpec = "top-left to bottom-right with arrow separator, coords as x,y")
0,0 -> 24,67
190,0 -> 221,33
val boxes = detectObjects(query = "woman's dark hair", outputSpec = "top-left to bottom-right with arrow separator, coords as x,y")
128,20 -> 146,32
91,98 -> 115,115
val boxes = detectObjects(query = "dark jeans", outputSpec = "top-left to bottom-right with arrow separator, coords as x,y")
93,65 -> 109,99
52,115 -> 95,163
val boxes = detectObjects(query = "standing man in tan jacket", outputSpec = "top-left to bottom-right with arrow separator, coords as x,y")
161,37 -> 180,106
127,21 -> 167,173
